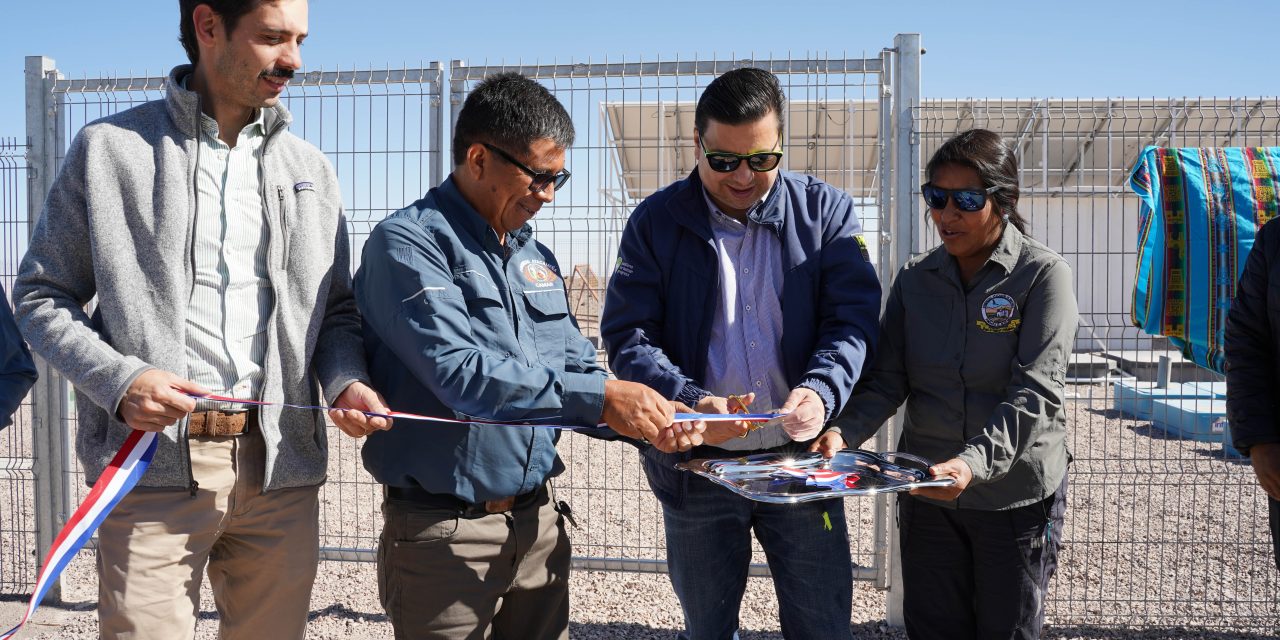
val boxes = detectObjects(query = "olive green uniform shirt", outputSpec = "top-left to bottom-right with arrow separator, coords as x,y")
832,223 -> 1076,510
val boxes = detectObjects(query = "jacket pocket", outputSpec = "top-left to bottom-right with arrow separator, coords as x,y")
524,288 -> 570,369
453,270 -> 503,309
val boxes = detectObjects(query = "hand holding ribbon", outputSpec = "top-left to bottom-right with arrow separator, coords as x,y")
778,387 -> 826,441
329,381 -> 393,438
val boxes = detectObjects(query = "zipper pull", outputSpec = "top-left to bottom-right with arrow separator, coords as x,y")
189,479 -> 200,497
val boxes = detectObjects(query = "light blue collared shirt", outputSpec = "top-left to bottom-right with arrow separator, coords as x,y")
702,185 -> 791,450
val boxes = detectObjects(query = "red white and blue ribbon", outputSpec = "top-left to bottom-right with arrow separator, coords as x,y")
189,392 -> 782,429
1,429 -> 157,640
1,392 -> 779,636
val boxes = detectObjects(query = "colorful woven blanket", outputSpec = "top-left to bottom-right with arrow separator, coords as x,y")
1129,146 -> 1280,374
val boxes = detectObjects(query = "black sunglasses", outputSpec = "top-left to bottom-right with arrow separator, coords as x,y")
482,143 -> 571,193
698,137 -> 784,173
921,183 -> 1000,212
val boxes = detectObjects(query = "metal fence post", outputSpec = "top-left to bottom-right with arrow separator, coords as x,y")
872,47 -> 895,594
447,59 -> 465,178
430,61 -> 448,189
24,54 -> 68,605
886,32 -> 922,628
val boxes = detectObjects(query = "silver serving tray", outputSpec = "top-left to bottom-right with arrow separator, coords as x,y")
676,449 -> 957,504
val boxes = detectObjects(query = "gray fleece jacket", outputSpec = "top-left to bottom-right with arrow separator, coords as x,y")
14,65 -> 368,491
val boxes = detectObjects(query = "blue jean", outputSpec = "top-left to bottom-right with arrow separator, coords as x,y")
660,475 -> 854,640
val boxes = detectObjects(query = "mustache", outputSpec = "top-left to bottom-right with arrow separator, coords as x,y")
260,67 -> 295,80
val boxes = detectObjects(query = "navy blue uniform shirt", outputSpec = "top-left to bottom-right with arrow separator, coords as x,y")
355,177 -> 607,502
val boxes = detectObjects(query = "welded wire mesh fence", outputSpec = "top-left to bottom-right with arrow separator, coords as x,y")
5,52 -> 1278,633
0,136 -> 36,595
916,97 -> 1280,632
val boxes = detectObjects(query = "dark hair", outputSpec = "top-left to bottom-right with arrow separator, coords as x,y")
179,0 -> 264,64
452,73 -> 575,166
926,128 -> 1028,235
694,67 -> 786,137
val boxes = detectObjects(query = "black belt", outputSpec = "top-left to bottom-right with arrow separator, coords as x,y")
387,484 -> 542,517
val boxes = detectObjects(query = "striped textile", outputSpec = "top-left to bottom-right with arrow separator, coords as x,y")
1129,146 -> 1280,373
186,106 -> 272,409
0,430 -> 157,640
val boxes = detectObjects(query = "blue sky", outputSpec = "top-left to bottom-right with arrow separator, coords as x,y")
1,0 -> 1277,137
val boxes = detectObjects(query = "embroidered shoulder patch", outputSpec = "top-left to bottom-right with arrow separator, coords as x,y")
976,293 -> 1021,333
853,234 -> 871,262
614,256 -> 635,278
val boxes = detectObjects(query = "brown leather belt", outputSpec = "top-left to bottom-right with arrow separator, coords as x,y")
386,485 -> 539,516
188,408 -> 256,437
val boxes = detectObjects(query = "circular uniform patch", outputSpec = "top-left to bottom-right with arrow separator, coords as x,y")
520,259 -> 559,287
977,293 -> 1021,333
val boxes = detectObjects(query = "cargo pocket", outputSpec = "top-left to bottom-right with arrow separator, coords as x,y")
524,288 -> 570,369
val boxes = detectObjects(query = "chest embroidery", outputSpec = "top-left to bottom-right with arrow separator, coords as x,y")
977,293 -> 1021,333
519,259 -> 560,288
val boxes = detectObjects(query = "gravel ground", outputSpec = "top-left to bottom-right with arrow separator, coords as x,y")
1,387 -> 1278,638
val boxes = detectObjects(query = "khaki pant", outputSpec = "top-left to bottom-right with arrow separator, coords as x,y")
96,429 -> 320,640
377,486 -> 570,640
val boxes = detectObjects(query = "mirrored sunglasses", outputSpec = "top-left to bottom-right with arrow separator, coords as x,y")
921,183 -> 1000,212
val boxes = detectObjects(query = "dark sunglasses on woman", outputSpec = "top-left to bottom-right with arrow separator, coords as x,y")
921,183 -> 1000,212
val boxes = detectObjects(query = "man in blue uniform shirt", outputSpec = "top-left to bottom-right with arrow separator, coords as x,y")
355,72 -> 701,640
601,67 -> 882,640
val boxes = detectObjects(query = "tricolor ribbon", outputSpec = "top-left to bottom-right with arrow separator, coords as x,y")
189,392 -> 783,429
1,429 -> 157,640
2,393 -> 780,636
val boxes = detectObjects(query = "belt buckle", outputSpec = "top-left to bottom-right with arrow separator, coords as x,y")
483,496 -> 516,513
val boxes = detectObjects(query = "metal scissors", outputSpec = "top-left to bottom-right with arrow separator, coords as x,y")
727,393 -> 769,439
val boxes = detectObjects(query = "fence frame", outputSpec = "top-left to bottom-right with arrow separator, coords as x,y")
20,38 -> 1273,636
17,45 -> 913,606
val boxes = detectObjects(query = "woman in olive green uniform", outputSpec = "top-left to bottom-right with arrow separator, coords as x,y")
823,128 -> 1077,640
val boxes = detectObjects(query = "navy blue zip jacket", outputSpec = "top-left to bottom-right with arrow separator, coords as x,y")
355,177 -> 611,503
0,283 -> 37,429
1226,217 -> 1280,455
601,170 -> 881,507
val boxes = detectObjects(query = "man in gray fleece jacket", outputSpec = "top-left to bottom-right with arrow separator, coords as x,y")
13,1 -> 388,638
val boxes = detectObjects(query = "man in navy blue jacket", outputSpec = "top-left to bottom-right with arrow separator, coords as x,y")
601,68 -> 881,640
